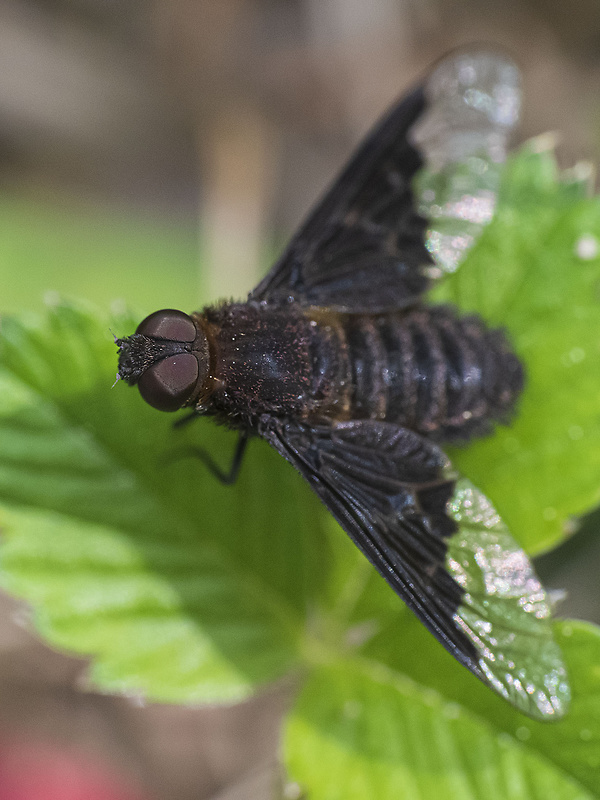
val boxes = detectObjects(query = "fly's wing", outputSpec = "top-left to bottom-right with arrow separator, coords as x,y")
412,49 -> 521,274
251,86 -> 429,312
250,49 -> 521,312
259,416 -> 570,720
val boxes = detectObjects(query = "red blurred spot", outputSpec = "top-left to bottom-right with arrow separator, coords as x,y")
0,743 -> 147,800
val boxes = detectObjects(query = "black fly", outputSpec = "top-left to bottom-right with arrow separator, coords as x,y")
116,50 -> 570,719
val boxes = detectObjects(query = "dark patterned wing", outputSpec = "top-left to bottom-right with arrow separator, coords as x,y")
259,417 -> 570,719
250,86 -> 430,312
260,416 -> 479,670
250,49 -> 521,312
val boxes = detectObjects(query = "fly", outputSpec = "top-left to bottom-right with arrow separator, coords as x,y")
116,49 -> 570,720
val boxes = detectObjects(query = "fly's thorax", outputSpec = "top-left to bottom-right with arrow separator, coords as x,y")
203,301 -> 314,424
116,309 -> 214,412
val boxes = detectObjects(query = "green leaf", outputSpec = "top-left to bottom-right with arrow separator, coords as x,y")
1,138 -> 599,800
348,618 -> 600,798
284,621 -> 600,800
0,300 -> 329,701
429,143 -> 600,554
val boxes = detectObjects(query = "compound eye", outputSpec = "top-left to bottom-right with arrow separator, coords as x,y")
136,309 -> 197,342
138,353 -> 199,412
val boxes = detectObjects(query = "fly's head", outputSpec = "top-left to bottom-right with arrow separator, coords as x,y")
116,309 -> 211,412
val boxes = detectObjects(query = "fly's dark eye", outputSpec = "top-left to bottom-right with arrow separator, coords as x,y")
136,309 -> 197,342
138,353 -> 199,412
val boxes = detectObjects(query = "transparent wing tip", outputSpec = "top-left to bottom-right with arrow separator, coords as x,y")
427,48 -> 521,139
412,48 -> 522,274
446,479 -> 571,721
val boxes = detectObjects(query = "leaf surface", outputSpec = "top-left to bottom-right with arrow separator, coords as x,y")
285,621 -> 600,800
0,302 -> 329,701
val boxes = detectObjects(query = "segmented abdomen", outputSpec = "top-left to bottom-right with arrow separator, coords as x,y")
308,306 -> 524,440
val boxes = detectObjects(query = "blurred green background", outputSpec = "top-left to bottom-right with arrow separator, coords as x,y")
1,2 -> 600,799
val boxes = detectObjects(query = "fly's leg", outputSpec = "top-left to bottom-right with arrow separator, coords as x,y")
169,432 -> 249,485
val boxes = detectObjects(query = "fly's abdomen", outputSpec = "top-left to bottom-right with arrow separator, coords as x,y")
308,306 -> 524,440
